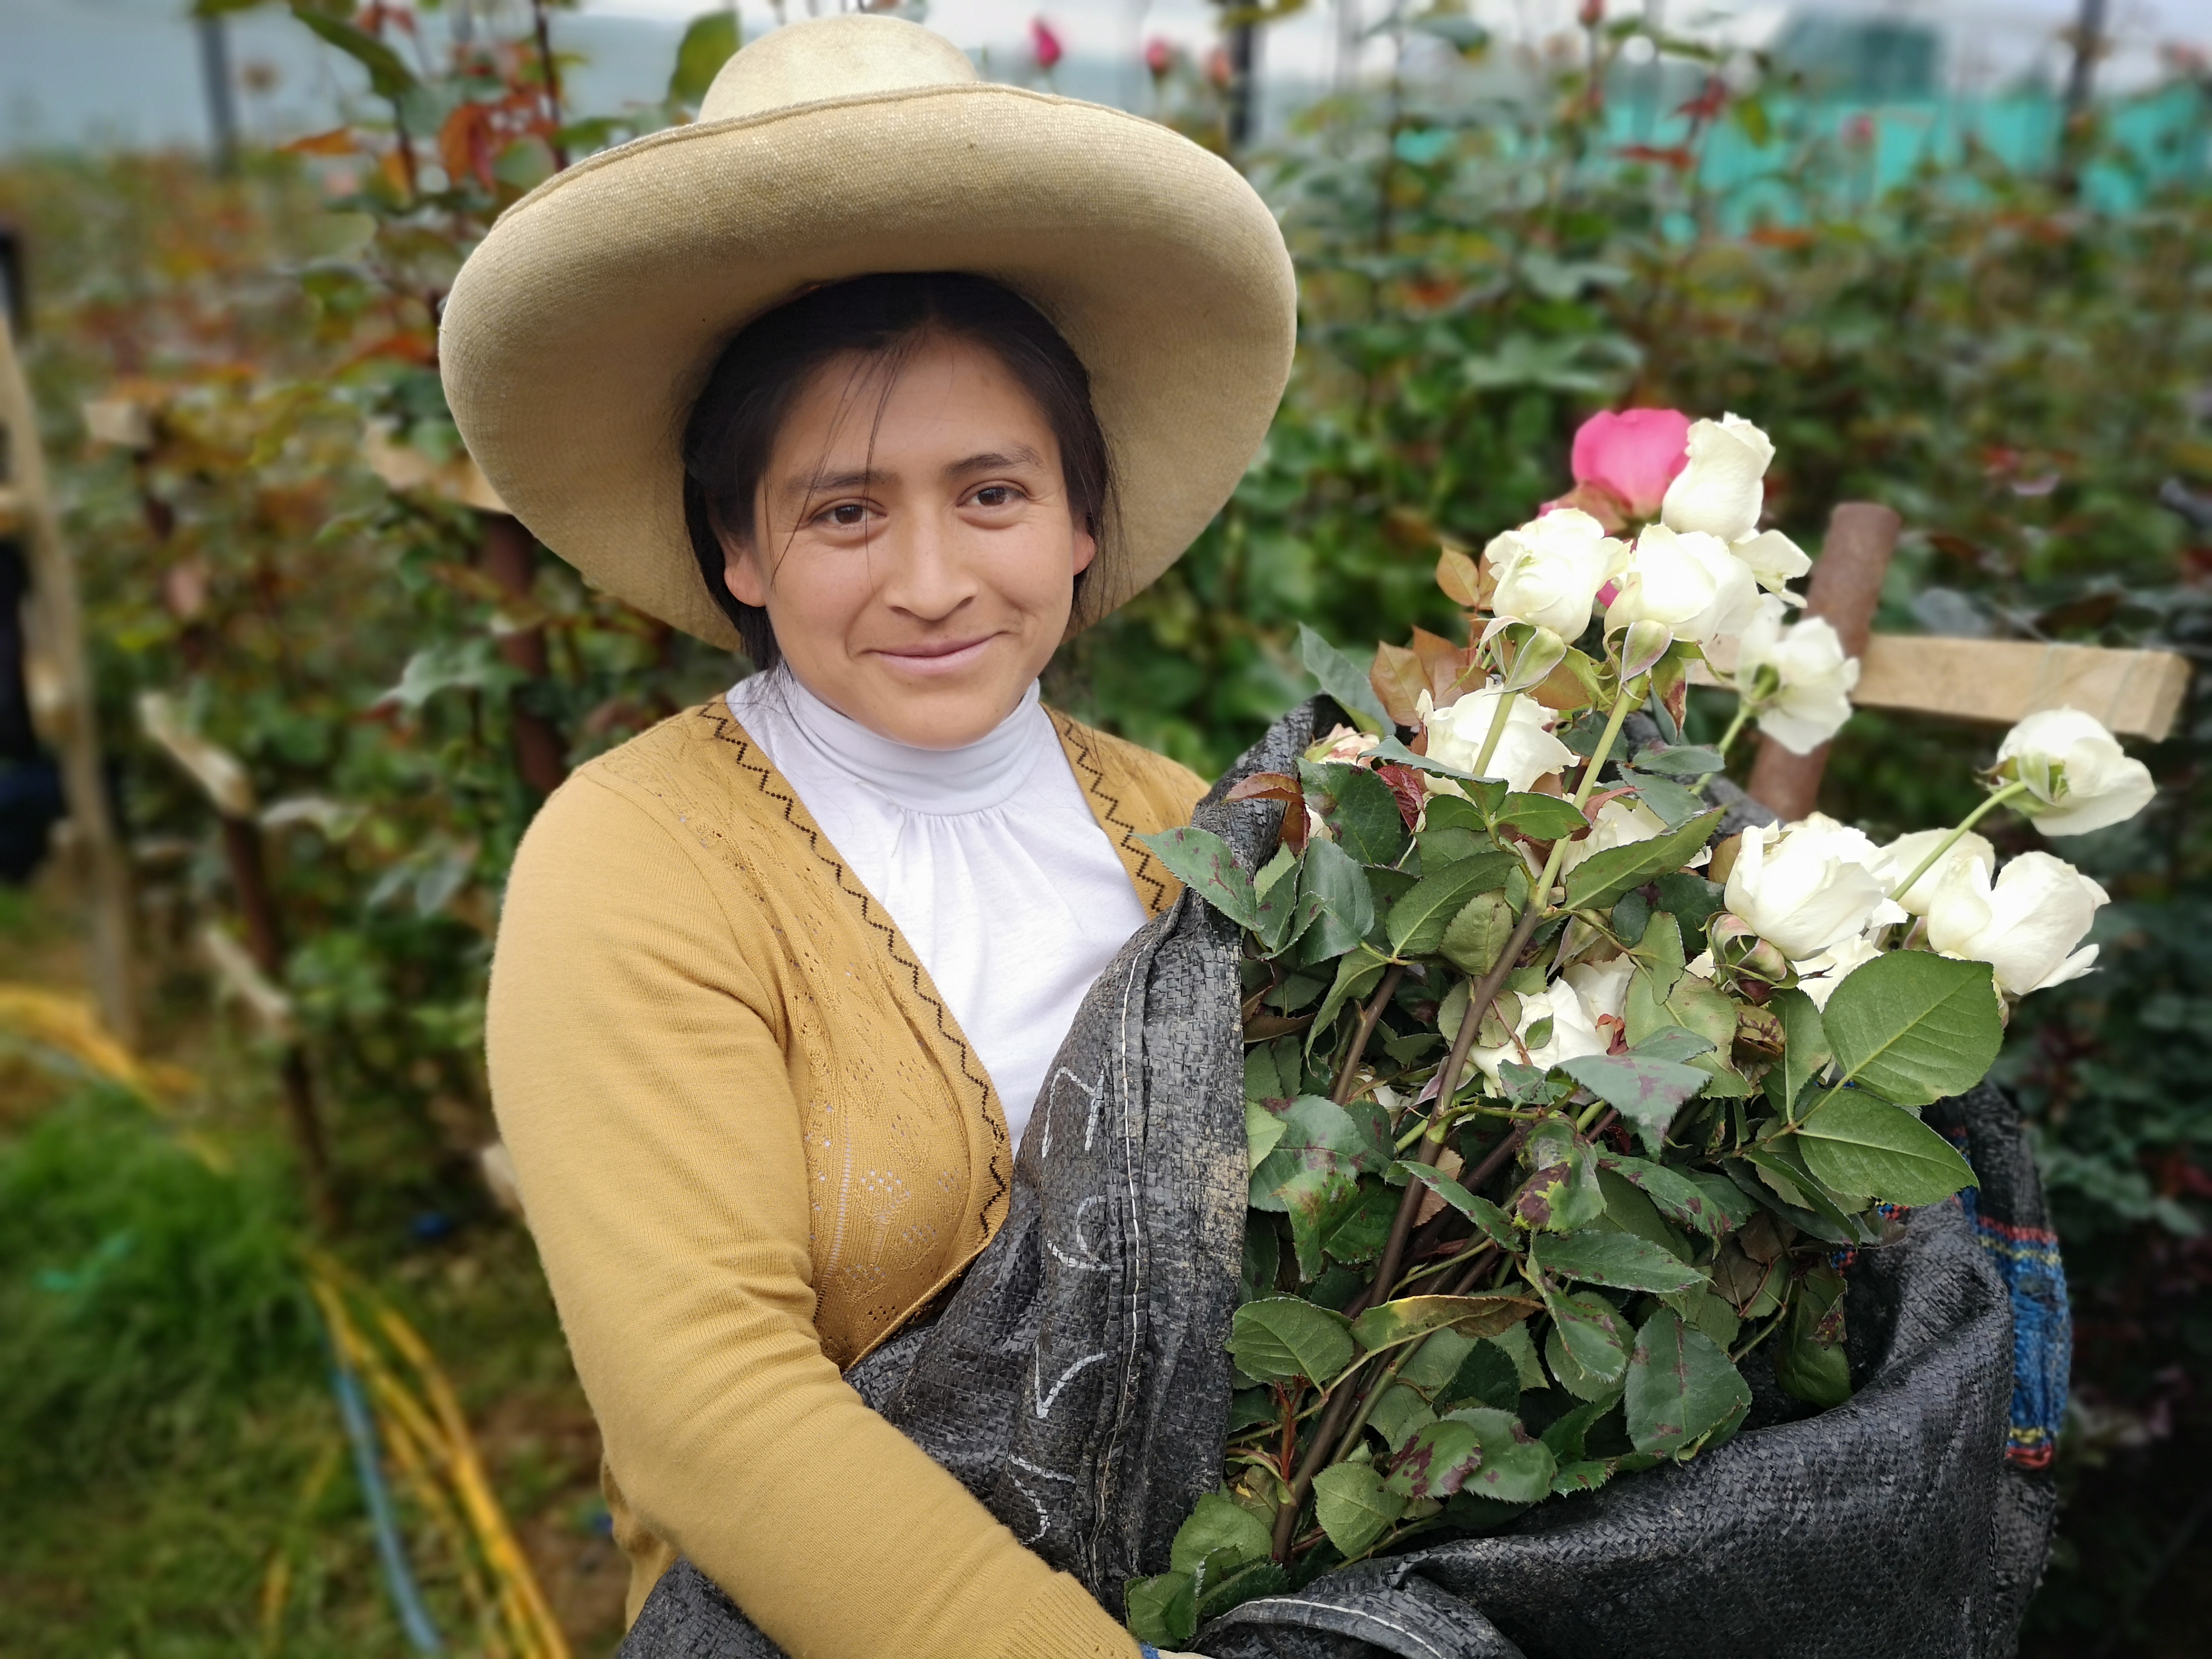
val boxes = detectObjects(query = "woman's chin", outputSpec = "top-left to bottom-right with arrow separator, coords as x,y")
846,661 -> 1036,749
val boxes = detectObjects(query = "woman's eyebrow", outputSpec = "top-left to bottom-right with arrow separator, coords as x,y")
780,464 -> 890,503
943,445 -> 1045,479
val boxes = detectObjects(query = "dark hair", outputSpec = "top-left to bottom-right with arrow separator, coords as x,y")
681,271 -> 1113,670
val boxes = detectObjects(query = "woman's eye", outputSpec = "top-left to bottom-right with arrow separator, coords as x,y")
973,485 -> 1018,508
821,502 -> 869,527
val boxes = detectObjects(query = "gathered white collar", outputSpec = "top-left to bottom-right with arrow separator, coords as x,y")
729,668 -> 1054,818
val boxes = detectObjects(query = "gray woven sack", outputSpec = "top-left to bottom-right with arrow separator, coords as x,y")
619,698 -> 2058,1659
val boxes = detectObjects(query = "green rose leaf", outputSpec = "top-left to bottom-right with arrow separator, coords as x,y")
1561,807 -> 1725,912
1820,950 -> 2004,1107
1794,1092 -> 1979,1207
1389,1161 -> 1518,1248
1388,852 -> 1521,957
1441,890 -> 1517,978
1311,1461 -> 1408,1556
1627,743 -> 1726,778
1226,1296 -> 1356,1384
1297,623 -> 1392,734
1555,1051 -> 1710,1156
1249,1094 -> 1375,1256
1123,1570 -> 1197,1648
1194,1556 -> 1290,1625
1244,1097 -> 1288,1172
1765,987 -> 1833,1119
1773,1263 -> 1854,1408
1441,1406 -> 1558,1503
1368,1381 -> 1440,1452
1300,759 -> 1409,866
1139,826 -> 1259,929
1381,1418 -> 1483,1500
1352,1293 -> 1541,1352
1493,792 -> 1588,841
1625,1307 -> 1752,1457
1294,837 -> 1377,964
1169,1491 -> 1273,1575
1514,1123 -> 1608,1233
1628,1026 -> 1715,1065
1439,1338 -> 1524,1413
1530,1228 -> 1706,1294
1616,767 -> 1706,827
1320,1181 -> 1400,1264
1599,1154 -> 1743,1238
1544,1289 -> 1630,1398
1304,944 -> 1392,1056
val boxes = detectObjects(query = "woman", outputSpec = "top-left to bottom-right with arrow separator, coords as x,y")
442,16 -> 1294,1659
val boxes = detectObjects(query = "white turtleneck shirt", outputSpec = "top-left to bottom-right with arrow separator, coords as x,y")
725,669 -> 1149,1149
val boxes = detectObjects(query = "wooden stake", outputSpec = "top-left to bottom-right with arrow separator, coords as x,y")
1747,502 -> 1900,823
0,316 -> 137,1044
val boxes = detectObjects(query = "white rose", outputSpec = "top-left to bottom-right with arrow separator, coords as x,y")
1660,414 -> 1774,542
1924,851 -> 2107,997
1791,933 -> 1883,1011
1995,707 -> 2156,836
1731,528 -> 1812,595
1733,596 -> 1860,756
1472,978 -> 1608,1084
1605,523 -> 1763,648
1556,797 -> 1667,874
1307,724 -> 1381,766
1866,828 -> 1996,918
1724,813 -> 1908,961
1564,955 -> 1634,1027
1418,687 -> 1572,793
1483,509 -> 1630,640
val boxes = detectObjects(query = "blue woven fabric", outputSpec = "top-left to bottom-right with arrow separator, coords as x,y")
1949,1133 -> 2072,1468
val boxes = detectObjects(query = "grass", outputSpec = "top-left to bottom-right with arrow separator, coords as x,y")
0,885 -> 627,1658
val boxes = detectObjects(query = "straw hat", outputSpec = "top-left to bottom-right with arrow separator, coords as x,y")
439,15 -> 1297,651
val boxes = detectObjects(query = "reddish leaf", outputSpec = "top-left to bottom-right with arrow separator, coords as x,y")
1370,643 -> 1428,729
1375,763 -> 1427,832
1435,546 -> 1483,609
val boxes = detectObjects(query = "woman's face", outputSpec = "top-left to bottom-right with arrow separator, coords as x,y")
721,332 -> 1097,749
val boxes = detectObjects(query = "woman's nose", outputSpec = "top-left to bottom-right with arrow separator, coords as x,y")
877,510 -> 979,622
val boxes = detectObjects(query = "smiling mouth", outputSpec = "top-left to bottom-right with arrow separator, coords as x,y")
873,636 -> 998,673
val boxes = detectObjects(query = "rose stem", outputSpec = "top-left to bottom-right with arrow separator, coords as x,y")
1361,677 -> 1643,1310
1891,778 -> 2034,903
1330,965 -> 1407,1104
1274,685 -> 1649,1562
1694,700 -> 1755,790
1472,687 -> 1518,778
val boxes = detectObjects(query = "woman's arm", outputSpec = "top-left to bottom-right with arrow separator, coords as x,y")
488,773 -> 1137,1659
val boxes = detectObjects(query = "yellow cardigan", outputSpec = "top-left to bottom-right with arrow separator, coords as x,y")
487,697 -> 1206,1659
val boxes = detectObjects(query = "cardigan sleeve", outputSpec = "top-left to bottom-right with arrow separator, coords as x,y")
486,772 -> 1139,1659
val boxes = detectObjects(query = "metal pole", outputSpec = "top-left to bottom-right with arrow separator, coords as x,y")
2063,0 -> 2107,119
1227,18 -> 1261,151
195,12 -> 240,175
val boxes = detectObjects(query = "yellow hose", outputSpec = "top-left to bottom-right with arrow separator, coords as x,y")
307,1255 -> 570,1659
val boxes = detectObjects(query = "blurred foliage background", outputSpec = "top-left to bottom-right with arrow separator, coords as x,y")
1,2 -> 2209,1653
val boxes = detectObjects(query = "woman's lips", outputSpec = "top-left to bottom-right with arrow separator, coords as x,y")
871,636 -> 998,676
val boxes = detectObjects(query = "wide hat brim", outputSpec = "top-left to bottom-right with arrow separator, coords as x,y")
440,74 -> 1297,652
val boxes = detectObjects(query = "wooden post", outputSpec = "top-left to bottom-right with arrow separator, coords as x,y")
1747,501 -> 1901,823
219,811 -> 338,1229
0,316 -> 137,1044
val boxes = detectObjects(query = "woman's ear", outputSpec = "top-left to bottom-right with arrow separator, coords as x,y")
1070,520 -> 1099,580
720,528 -> 769,608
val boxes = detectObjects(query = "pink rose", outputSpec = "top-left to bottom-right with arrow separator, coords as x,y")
1565,408 -> 1692,525
1144,36 -> 1172,77
1031,18 -> 1065,70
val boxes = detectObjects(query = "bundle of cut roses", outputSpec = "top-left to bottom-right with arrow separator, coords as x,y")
1125,409 -> 2148,1648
